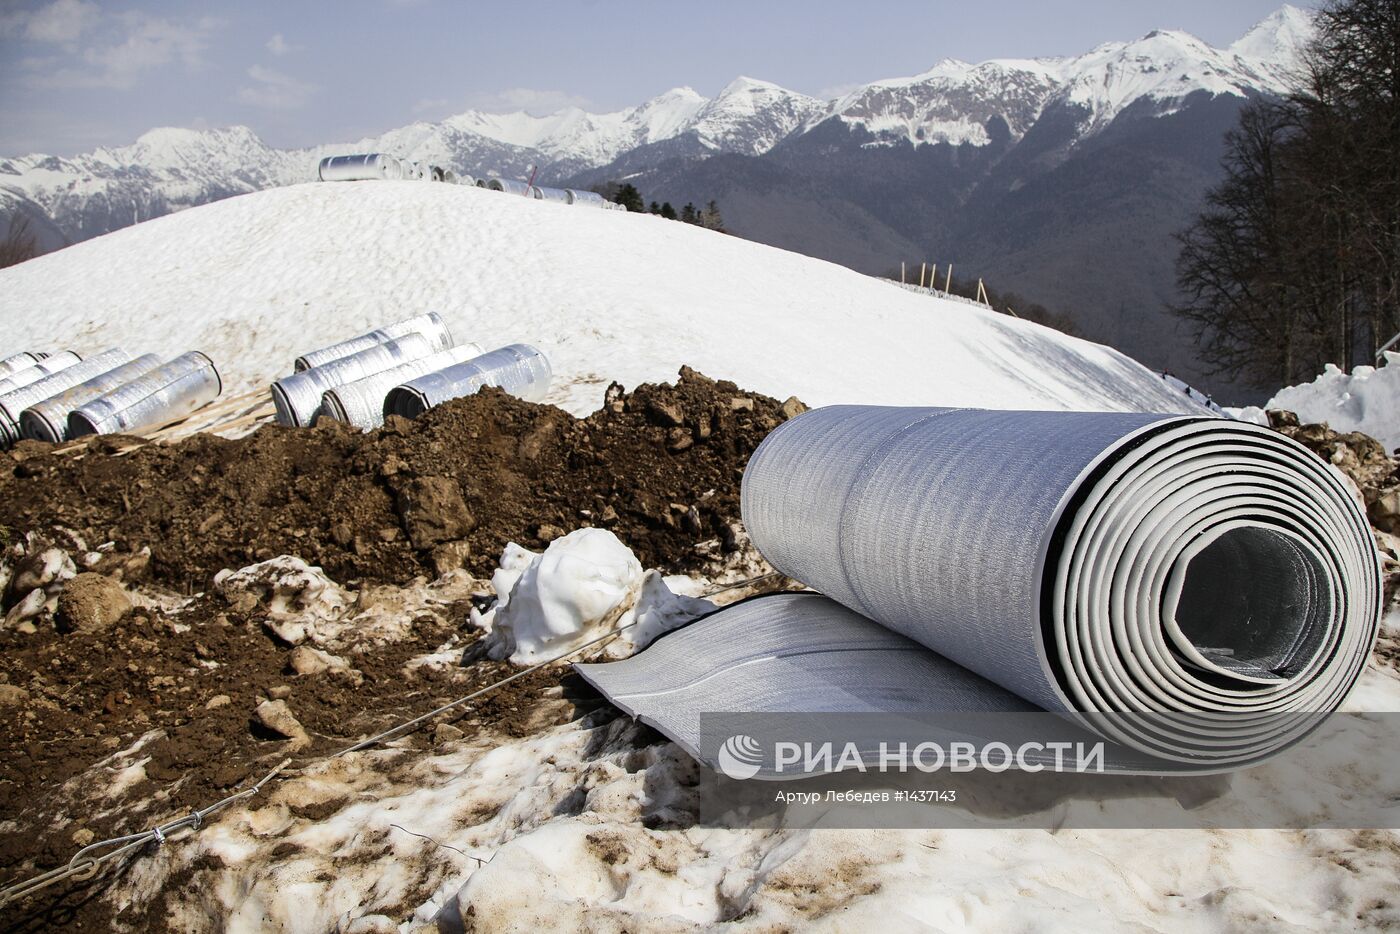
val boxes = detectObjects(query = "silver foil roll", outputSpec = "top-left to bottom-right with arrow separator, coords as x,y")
67,352 -> 222,438
529,186 -> 571,203
320,342 -> 487,429
0,351 -> 50,379
383,343 -> 551,419
317,153 -> 403,182
292,311 -> 453,372
20,354 -> 163,443
0,351 -> 83,396
485,178 -> 531,196
0,349 -> 131,447
271,332 -> 438,427
564,189 -> 607,207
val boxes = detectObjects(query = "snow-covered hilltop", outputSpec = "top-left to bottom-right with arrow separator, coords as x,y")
0,6 -> 1312,250
0,181 -> 1204,418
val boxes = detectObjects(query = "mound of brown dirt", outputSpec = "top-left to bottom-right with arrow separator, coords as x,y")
0,367 -> 802,596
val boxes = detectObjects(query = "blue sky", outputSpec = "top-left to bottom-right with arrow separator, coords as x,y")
0,0 -> 1310,156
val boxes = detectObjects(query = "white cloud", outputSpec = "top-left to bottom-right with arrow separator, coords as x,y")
464,87 -> 592,115
266,32 -> 301,56
0,0 -> 100,43
22,12 -> 219,89
235,64 -> 318,110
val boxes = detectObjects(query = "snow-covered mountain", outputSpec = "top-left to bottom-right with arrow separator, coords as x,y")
0,5 -> 1312,252
816,5 -> 1310,147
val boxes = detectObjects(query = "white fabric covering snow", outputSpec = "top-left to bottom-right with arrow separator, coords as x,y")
578,407 -> 1382,773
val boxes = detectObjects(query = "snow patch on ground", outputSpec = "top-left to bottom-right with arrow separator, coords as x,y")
1263,354 -> 1400,452
90,660 -> 1400,932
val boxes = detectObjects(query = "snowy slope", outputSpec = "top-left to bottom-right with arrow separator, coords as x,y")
0,182 -> 1203,417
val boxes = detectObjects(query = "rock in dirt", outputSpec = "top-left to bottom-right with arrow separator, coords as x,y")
56,572 -> 131,633
647,398 -> 685,427
434,723 -> 465,744
396,476 -> 475,549
780,396 -> 809,420
253,699 -> 309,746
429,540 -> 472,576
0,684 -> 28,706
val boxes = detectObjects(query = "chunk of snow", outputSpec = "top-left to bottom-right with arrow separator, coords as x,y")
478,529 -> 643,664
474,531 -> 716,664
1266,353 -> 1400,451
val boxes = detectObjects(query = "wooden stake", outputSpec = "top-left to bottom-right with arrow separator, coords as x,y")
919,262 -> 926,288
945,264 -> 953,292
901,261 -> 906,284
976,278 -> 988,305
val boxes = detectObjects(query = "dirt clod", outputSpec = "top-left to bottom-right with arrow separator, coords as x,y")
56,571 -> 131,633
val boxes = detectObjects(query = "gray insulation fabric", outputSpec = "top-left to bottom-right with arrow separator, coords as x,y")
19,354 -> 162,443
0,349 -> 131,447
320,342 -> 486,429
272,333 -> 438,427
382,343 -> 551,419
292,312 -> 452,372
67,352 -> 221,438
577,407 -> 1381,773
0,351 -> 82,396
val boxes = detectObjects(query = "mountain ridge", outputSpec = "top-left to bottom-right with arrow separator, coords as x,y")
0,6 -> 1315,401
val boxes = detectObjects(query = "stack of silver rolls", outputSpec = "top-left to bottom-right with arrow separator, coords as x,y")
293,312 -> 452,372
320,342 -> 486,429
0,352 -> 82,396
484,178 -> 531,196
317,154 -> 404,182
20,354 -> 162,443
0,349 -> 131,447
0,352 -> 50,379
383,343 -> 552,419
67,352 -> 221,438
564,189 -> 608,207
272,333 -> 439,427
528,186 -> 571,203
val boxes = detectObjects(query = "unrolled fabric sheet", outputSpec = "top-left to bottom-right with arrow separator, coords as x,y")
576,407 -> 1382,774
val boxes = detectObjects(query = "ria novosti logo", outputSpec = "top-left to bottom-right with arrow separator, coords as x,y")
713,734 -> 1108,779
716,734 -> 764,780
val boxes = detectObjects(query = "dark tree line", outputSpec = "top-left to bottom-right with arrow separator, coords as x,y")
1173,0 -> 1400,388
591,182 -> 726,230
